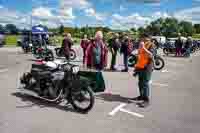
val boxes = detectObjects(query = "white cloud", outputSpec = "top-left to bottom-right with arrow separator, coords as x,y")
84,8 -> 106,21
32,7 -> 54,19
60,0 -> 91,9
174,7 -> 199,23
111,13 -> 152,30
0,5 -> 3,9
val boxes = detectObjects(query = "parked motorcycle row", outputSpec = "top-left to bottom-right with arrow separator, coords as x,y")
20,39 -> 77,61
162,40 -> 200,56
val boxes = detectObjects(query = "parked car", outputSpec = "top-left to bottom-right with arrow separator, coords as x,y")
0,34 -> 6,47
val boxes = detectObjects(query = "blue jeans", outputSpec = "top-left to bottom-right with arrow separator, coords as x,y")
185,48 -> 191,57
123,54 -> 128,70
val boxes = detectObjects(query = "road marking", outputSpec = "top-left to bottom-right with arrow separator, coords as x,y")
120,108 -> 144,118
161,69 -> 169,73
152,82 -> 168,87
109,103 -> 144,118
109,103 -> 126,116
150,80 -> 168,87
0,68 -> 8,73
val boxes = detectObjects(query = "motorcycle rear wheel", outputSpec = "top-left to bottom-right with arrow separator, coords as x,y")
154,56 -> 165,70
128,54 -> 137,67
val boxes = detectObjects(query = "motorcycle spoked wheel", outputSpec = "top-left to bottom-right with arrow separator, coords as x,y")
163,48 -> 170,56
45,51 -> 54,61
153,56 -> 165,70
128,54 -> 137,67
69,86 -> 94,113
70,49 -> 76,60
55,48 -> 62,57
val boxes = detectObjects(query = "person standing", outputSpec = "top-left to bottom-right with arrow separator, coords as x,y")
61,33 -> 73,61
81,34 -> 89,64
108,33 -> 121,71
85,31 -> 108,70
131,34 -> 154,108
184,36 -> 193,57
175,34 -> 183,56
120,36 -> 132,72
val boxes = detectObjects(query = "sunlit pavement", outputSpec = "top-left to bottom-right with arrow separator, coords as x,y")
0,46 -> 200,133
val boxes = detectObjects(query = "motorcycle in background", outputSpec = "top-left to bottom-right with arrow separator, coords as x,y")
55,47 -> 76,61
128,48 -> 165,70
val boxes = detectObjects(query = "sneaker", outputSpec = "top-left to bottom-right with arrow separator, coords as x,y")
130,96 -> 143,101
136,100 -> 150,108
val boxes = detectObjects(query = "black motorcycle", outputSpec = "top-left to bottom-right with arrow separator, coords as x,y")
19,61 -> 95,113
128,49 -> 165,70
55,47 -> 76,60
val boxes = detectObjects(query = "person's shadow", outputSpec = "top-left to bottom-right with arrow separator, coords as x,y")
12,92 -> 86,114
95,93 -> 133,104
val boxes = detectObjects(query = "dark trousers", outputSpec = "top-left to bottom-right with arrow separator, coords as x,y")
83,48 -> 86,64
123,53 -> 128,70
138,69 -> 152,98
110,52 -> 117,69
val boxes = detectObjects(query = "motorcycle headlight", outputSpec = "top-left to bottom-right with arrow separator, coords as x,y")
72,66 -> 80,74
29,43 -> 33,47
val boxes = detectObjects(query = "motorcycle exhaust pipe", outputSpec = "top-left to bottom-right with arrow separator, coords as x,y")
19,89 -> 63,102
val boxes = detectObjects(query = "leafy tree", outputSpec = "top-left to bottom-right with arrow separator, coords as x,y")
5,24 -> 18,34
178,21 -> 193,36
0,24 -> 5,33
194,24 -> 200,34
59,24 -> 64,34
161,18 -> 179,37
138,27 -> 145,36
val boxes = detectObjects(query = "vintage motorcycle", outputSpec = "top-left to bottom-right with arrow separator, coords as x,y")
19,60 -> 95,113
128,49 -> 165,70
55,47 -> 76,60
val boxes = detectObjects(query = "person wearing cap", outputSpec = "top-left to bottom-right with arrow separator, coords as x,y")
108,33 -> 121,70
184,36 -> 193,57
81,34 -> 90,64
85,31 -> 108,70
61,33 -> 74,61
131,34 -> 154,108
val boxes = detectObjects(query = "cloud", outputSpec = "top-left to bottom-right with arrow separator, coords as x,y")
111,13 -> 152,30
174,7 -> 199,23
84,8 -> 106,21
60,0 -> 91,9
110,11 -> 171,30
32,7 -> 54,20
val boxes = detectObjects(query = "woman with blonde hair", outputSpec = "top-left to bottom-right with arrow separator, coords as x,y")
85,31 -> 108,70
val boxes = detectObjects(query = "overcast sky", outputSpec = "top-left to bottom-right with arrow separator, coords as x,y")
0,0 -> 197,29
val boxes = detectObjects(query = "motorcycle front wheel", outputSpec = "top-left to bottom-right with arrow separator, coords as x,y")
69,86 -> 94,113
153,56 -> 165,70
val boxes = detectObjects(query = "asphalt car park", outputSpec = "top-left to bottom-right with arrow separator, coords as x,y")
0,47 -> 200,133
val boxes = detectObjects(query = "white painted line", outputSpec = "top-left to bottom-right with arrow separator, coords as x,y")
152,82 -> 168,87
161,69 -> 169,73
0,69 -> 8,73
120,108 -> 144,118
109,103 -> 127,116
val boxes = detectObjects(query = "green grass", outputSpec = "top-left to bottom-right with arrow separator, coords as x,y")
4,35 -> 81,47
5,35 -> 19,46
192,34 -> 200,39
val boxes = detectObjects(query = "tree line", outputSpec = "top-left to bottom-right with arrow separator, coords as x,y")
0,18 -> 200,38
